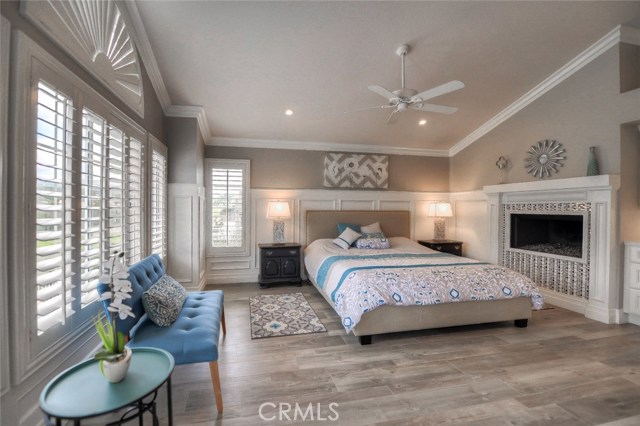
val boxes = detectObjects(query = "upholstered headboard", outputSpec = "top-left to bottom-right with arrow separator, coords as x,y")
305,210 -> 410,245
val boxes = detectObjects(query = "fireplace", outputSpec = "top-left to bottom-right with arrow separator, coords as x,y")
484,175 -> 620,324
509,213 -> 586,260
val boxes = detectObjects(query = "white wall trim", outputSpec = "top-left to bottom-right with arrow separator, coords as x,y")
166,105 -> 212,143
208,136 -> 449,157
449,25 -> 627,156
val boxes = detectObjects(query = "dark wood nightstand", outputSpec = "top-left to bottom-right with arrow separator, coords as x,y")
258,243 -> 302,288
418,239 -> 463,256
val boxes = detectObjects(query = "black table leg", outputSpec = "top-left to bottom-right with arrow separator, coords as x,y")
167,377 -> 173,426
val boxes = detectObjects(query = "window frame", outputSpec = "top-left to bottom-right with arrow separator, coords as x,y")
205,159 -> 250,257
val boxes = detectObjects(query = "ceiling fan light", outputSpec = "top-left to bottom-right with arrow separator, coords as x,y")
419,119 -> 427,126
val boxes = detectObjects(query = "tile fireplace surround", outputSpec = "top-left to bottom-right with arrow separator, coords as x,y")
484,175 -> 622,324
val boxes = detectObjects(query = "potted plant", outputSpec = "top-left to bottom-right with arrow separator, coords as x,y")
93,251 -> 135,382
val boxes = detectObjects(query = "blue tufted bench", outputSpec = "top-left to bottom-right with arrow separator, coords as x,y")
97,254 -> 226,413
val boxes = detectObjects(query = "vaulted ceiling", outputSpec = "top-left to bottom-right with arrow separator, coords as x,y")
133,1 -> 640,155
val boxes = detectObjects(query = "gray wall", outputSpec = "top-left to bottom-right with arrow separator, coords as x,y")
165,116 -> 206,185
450,46 -> 640,192
620,123 -> 640,242
205,146 -> 450,192
621,43 -> 640,94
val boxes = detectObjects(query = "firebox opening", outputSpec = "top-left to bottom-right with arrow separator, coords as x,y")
510,213 -> 583,258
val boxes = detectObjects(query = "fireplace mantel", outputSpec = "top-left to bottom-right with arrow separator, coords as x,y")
483,174 -> 622,324
485,174 -> 621,196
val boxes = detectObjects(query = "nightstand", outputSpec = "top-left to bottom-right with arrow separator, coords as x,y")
258,243 -> 302,288
418,239 -> 463,256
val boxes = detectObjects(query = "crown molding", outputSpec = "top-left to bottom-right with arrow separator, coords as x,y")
208,137 -> 449,157
121,0 -> 172,113
166,105 -> 212,141
449,25 -> 628,157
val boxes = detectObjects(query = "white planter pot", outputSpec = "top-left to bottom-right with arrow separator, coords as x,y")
100,347 -> 132,383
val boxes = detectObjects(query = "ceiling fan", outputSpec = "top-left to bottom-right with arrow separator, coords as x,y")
351,44 -> 464,123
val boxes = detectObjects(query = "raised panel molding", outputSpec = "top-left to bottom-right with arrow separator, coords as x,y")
168,184 -> 202,290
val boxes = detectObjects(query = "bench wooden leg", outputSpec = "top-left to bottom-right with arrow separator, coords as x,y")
209,361 -> 223,414
221,307 -> 226,336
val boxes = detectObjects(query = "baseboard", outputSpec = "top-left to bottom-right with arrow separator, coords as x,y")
539,289 -> 587,315
206,271 -> 258,285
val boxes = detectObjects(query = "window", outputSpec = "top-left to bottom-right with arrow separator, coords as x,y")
12,30 -> 168,380
150,136 -> 168,262
24,59 -> 151,350
206,159 -> 250,256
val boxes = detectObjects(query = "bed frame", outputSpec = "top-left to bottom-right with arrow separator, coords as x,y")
305,210 -> 532,345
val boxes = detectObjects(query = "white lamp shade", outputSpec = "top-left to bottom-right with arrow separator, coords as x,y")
266,201 -> 291,219
427,202 -> 453,218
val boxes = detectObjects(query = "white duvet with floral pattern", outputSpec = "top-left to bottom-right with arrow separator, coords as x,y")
305,237 -> 544,333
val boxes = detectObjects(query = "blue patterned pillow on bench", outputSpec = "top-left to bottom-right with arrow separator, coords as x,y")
142,274 -> 187,327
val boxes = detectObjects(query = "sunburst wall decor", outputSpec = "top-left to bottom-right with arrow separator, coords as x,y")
524,139 -> 565,178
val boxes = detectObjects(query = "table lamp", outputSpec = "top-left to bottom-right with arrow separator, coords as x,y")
427,201 -> 453,240
266,201 -> 291,244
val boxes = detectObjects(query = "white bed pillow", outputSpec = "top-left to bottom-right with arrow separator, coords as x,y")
361,222 -> 382,234
332,227 -> 361,249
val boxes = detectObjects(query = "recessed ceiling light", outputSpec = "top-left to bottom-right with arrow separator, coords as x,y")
419,119 -> 427,126
285,109 -> 294,116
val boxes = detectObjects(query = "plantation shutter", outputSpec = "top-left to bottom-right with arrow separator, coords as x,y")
79,108 -> 106,308
210,167 -> 244,248
35,80 -> 76,335
107,124 -> 125,257
150,144 -> 167,259
126,137 -> 143,263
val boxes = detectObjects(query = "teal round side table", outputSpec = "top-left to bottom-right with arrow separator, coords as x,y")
40,347 -> 175,426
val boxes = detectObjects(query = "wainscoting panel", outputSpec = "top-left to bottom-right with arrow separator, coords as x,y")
168,184 -> 204,290
449,191 -> 489,261
339,199 -> 376,210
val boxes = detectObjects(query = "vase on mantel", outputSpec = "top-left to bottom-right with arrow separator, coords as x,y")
587,146 -> 600,176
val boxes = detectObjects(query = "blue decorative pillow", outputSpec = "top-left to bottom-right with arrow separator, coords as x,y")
142,275 -> 187,327
356,237 -> 391,249
337,223 -> 361,234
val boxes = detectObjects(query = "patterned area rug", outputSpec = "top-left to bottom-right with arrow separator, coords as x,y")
250,293 -> 327,339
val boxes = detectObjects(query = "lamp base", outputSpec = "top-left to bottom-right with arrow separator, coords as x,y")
273,220 -> 285,244
433,218 -> 446,240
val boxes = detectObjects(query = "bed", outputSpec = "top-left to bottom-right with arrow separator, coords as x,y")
304,210 -> 543,344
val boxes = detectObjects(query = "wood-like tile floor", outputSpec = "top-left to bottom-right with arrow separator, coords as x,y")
157,283 -> 640,426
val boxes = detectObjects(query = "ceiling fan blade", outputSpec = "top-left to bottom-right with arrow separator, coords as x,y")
386,109 -> 400,124
412,80 -> 465,102
343,105 -> 394,114
368,85 -> 398,100
414,103 -> 458,114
